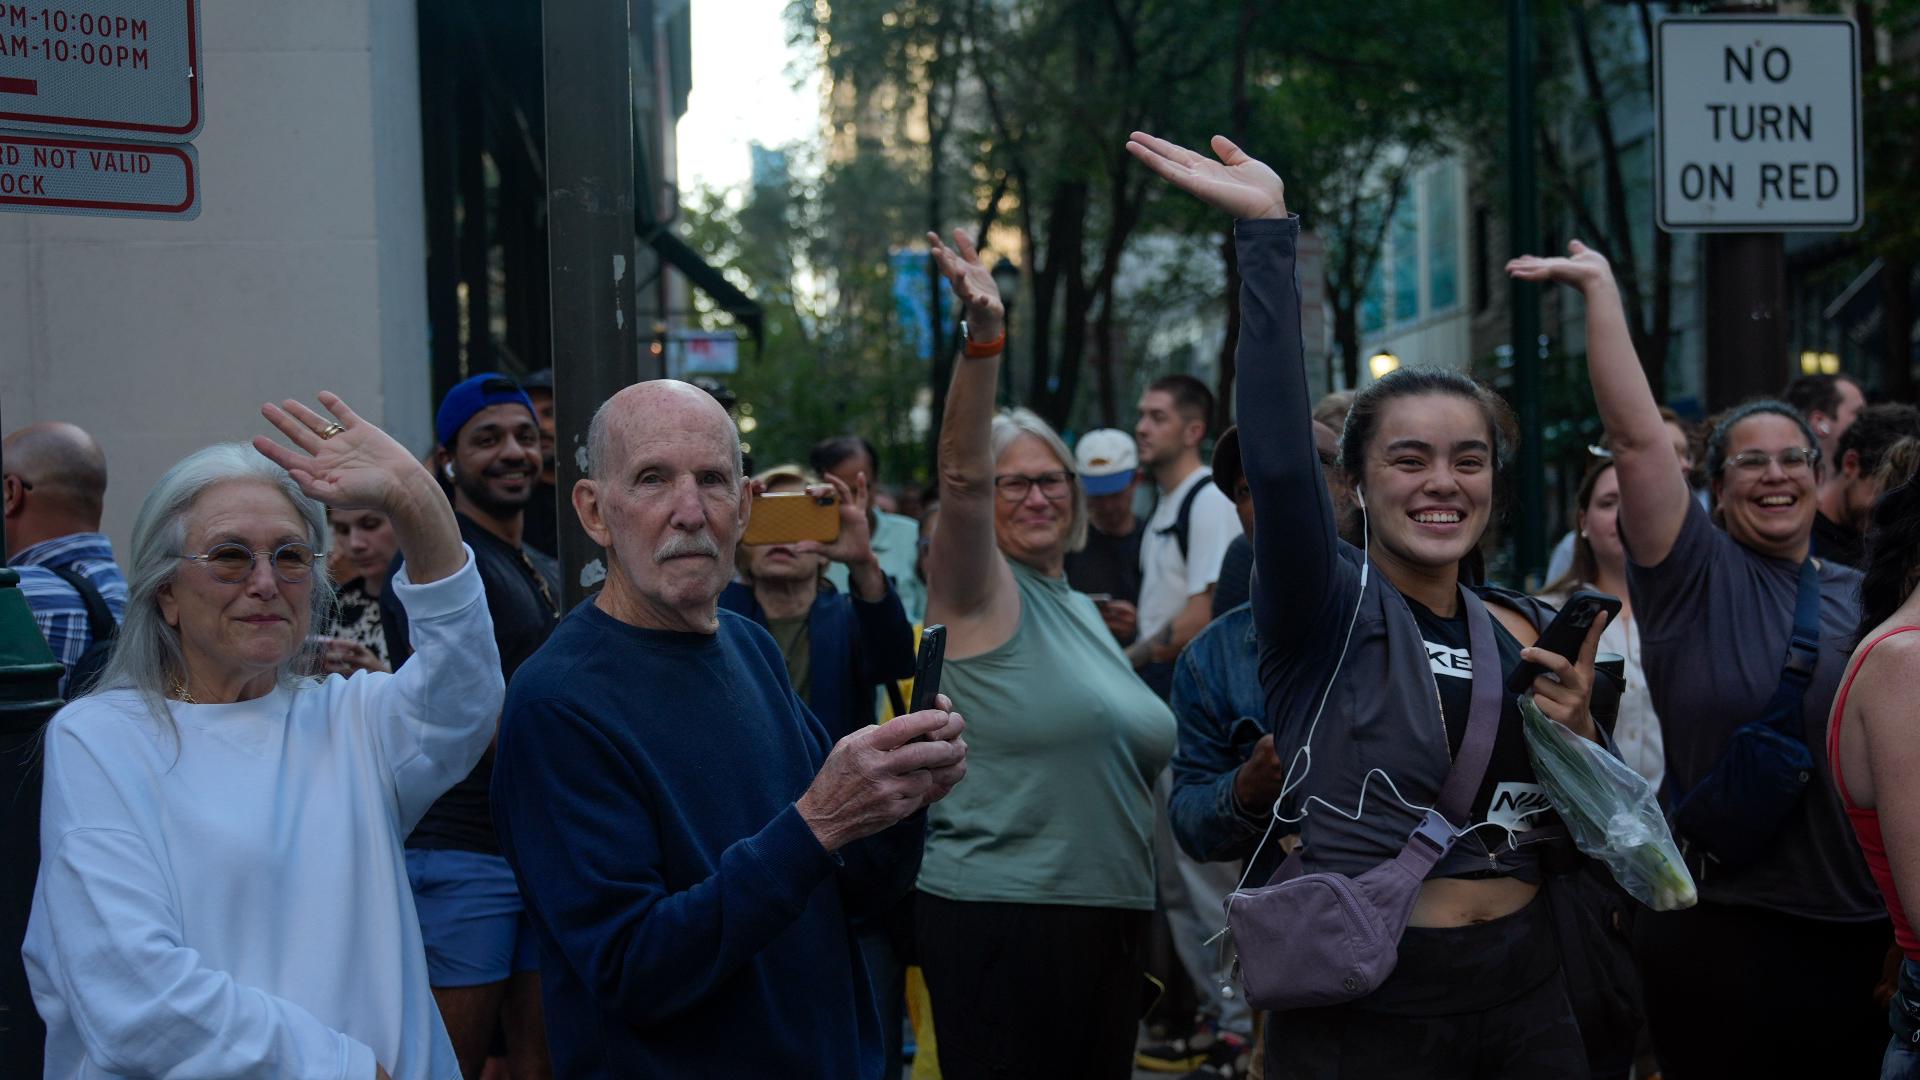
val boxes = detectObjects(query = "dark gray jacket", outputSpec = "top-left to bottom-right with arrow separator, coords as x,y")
1235,216 -> 1561,881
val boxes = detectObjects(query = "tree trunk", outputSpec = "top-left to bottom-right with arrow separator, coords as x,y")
1217,234 -> 1243,430
1092,294 -> 1120,428
1333,296 -> 1361,390
1215,0 -> 1256,431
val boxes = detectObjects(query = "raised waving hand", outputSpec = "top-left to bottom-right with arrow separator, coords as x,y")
255,392 -> 466,586
925,229 -> 1005,343
1126,132 -> 1288,221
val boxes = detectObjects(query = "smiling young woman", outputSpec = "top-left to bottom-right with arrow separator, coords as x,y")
1129,130 -> 1608,1079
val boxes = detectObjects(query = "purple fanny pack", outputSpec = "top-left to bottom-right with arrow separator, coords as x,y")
1225,586 -> 1502,1012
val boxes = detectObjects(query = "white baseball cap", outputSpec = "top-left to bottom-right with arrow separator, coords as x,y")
1075,428 -> 1138,496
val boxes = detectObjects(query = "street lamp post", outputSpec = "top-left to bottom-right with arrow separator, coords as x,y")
1508,0 -> 1546,583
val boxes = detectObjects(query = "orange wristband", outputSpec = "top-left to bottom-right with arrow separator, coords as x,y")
964,331 -> 1006,359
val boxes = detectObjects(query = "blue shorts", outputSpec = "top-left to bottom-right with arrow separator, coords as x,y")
405,848 -> 539,988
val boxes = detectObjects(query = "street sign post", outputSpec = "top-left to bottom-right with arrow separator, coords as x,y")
1656,16 -> 1860,232
0,0 -> 201,141
0,129 -> 194,218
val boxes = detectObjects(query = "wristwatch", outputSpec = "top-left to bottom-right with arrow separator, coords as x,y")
959,319 -> 1005,358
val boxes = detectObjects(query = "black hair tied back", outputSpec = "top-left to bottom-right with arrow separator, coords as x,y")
1856,437 -> 1920,645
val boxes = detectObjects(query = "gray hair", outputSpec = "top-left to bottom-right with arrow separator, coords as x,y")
89,444 -> 336,735
990,407 -> 1089,554
586,391 -> 745,484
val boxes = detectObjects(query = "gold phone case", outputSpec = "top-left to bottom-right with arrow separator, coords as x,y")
743,491 -> 841,546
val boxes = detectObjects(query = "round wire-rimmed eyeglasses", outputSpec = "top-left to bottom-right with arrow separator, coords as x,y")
175,542 -> 325,584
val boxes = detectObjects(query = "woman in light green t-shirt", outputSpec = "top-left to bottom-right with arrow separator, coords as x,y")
917,228 -> 1176,1079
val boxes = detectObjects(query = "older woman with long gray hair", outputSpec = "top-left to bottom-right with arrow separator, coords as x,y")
22,392 -> 501,1080
915,230 -> 1176,1079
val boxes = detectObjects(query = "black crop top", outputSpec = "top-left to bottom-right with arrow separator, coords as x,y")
1406,596 -> 1560,879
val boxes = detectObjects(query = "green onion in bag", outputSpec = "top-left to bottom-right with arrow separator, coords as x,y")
1518,695 -> 1697,911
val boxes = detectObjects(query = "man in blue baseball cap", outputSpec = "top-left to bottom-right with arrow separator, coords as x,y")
380,372 -> 562,1079
1064,427 -> 1144,645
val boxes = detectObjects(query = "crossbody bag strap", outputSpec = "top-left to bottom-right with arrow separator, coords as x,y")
1435,586 -> 1503,824
1401,585 -> 1506,868
1760,557 -> 1822,740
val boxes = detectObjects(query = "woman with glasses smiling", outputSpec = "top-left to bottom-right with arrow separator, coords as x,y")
1512,245 -> 1890,1078
915,228 -> 1175,1079
23,393 -> 502,1080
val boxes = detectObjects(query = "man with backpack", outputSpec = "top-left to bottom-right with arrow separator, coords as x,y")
1128,374 -> 1242,700
1127,376 -> 1251,1076
3,422 -> 125,697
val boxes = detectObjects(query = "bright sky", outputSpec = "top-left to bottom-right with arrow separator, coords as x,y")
676,0 -> 822,195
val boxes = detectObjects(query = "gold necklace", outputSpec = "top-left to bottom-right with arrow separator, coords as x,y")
170,676 -> 196,704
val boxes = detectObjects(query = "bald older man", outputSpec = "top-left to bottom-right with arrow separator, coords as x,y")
3,422 -> 126,695
490,381 -> 968,1079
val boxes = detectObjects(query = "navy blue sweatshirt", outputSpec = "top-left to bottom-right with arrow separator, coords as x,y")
491,601 -> 925,1078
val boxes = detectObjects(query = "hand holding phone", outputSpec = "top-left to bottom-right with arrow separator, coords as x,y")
1506,589 -> 1621,696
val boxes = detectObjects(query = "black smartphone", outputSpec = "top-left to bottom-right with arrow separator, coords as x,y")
1505,589 -> 1622,695
909,624 -> 947,714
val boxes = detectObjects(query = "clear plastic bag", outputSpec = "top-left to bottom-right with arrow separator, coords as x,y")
1519,695 -> 1698,911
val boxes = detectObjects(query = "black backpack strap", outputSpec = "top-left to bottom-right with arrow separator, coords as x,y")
1157,475 -> 1210,564
46,564 -> 117,644
1762,558 -> 1822,740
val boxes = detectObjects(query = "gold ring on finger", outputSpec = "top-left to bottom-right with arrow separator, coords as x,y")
318,422 -> 346,440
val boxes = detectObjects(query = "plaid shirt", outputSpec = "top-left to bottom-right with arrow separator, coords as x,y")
11,532 -> 128,695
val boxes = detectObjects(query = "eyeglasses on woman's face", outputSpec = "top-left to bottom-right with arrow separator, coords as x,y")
177,542 -> 324,585
1722,447 -> 1819,476
993,471 -> 1075,503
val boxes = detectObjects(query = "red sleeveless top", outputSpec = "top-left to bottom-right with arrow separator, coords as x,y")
1829,626 -> 1920,961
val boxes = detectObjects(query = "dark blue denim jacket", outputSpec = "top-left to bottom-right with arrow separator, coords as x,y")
1169,603 -> 1287,883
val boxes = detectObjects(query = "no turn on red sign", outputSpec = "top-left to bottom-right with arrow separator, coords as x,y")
0,1 -> 200,218
1655,16 -> 1861,232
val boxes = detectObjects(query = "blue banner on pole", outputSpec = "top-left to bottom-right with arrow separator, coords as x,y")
890,249 -> 951,361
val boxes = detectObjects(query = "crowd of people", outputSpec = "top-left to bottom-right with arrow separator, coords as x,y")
6,130 -> 1920,1080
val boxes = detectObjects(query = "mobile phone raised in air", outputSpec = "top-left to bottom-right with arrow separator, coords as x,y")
909,624 -> 947,715
1505,589 -> 1623,696
742,490 -> 841,547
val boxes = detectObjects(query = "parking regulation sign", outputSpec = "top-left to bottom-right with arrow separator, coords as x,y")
0,129 -> 196,218
1655,16 -> 1861,232
0,0 -> 202,141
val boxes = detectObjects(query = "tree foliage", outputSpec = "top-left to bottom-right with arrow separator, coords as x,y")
679,148 -> 933,487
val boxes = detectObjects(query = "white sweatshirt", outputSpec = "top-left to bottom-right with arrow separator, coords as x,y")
23,549 -> 501,1080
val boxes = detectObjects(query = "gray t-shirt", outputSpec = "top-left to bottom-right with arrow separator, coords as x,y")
1628,499 -> 1881,920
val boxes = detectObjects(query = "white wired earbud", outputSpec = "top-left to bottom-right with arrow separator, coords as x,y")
1354,485 -> 1366,510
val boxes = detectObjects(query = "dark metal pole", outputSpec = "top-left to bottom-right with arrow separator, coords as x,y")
0,570 -> 65,1073
1701,1 -> 1787,411
543,0 -> 640,610
1704,235 -> 1789,409
1508,0 -> 1546,582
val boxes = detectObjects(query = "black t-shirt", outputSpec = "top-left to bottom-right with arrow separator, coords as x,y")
1405,596 -> 1558,878
381,512 -> 562,855
1812,509 -> 1865,571
521,481 -> 560,560
1065,521 -> 1145,635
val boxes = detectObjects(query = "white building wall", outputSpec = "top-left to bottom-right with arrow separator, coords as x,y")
0,0 -> 429,554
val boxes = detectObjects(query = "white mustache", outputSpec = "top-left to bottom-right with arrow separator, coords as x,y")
654,532 -> 721,563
